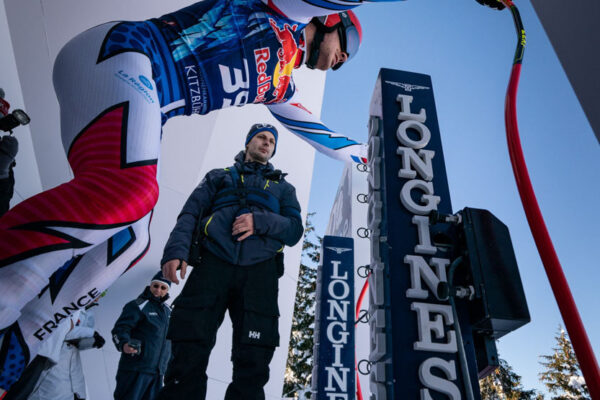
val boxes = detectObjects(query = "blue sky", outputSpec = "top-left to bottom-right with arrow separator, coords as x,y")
308,0 -> 599,394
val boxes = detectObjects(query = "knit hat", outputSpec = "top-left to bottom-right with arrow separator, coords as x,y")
245,123 -> 278,157
151,271 -> 171,289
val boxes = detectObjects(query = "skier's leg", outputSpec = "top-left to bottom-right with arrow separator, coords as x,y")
0,212 -> 152,391
0,22 -> 161,331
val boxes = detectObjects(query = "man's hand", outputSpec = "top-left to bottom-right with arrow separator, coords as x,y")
123,343 -> 138,354
162,259 -> 188,284
475,0 -> 505,10
232,213 -> 254,241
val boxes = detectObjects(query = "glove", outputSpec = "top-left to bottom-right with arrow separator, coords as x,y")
475,0 -> 506,10
0,135 -> 18,179
93,331 -> 106,349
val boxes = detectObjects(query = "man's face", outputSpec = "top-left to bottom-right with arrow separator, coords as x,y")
245,131 -> 276,164
314,30 -> 348,71
150,281 -> 169,298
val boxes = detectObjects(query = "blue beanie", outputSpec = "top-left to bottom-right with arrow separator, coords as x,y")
245,123 -> 278,156
151,271 -> 171,288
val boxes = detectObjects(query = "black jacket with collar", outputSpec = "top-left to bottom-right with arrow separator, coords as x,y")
111,287 -> 171,375
161,151 -> 303,266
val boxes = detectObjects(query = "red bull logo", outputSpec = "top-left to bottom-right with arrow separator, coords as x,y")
267,19 -> 299,104
254,47 -> 272,103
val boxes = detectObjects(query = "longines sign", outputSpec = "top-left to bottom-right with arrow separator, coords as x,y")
312,236 -> 355,400
368,69 -> 480,399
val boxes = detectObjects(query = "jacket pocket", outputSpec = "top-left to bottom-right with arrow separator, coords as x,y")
167,293 -> 219,343
240,295 -> 280,348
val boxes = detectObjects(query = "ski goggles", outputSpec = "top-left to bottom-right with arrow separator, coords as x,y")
332,12 -> 361,71
250,123 -> 277,131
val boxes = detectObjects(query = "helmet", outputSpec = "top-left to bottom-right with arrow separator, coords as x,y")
307,10 -> 363,70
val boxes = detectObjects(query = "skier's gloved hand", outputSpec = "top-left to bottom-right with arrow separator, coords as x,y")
0,135 -> 18,179
92,331 -> 106,349
475,0 -> 506,10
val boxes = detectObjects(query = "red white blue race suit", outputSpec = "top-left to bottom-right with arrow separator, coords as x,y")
0,0 -> 401,390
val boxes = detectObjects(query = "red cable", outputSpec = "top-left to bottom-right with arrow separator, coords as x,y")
355,276 -> 370,400
503,10 -> 600,394
356,277 -> 370,324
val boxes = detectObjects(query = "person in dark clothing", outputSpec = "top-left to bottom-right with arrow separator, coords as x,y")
111,272 -> 172,400
0,135 -> 18,217
158,124 -> 304,400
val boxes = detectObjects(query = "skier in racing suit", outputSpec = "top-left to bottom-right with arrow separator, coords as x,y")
158,123 -> 303,399
0,0 -> 504,392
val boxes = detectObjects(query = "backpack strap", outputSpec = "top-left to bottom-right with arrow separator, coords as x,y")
210,165 -> 281,214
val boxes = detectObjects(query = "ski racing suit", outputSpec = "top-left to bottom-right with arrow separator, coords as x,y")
0,0 -> 402,391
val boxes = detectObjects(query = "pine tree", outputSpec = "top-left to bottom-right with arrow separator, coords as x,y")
539,326 -> 589,400
479,358 -> 542,400
283,212 -> 322,399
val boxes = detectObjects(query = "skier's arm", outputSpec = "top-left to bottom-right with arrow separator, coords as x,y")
264,0 -> 405,23
266,92 -> 367,164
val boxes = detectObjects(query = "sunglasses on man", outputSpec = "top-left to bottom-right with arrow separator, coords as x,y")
152,283 -> 169,290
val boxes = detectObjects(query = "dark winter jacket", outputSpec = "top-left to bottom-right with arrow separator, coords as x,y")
111,287 -> 171,375
161,151 -> 303,266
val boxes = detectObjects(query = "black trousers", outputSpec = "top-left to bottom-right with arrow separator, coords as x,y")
157,252 -> 280,400
114,370 -> 162,400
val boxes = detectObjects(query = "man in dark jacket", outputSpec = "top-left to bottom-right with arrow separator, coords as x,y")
111,272 -> 172,400
158,124 -> 304,400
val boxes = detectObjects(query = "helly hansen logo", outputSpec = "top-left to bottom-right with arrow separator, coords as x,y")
248,331 -> 261,340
